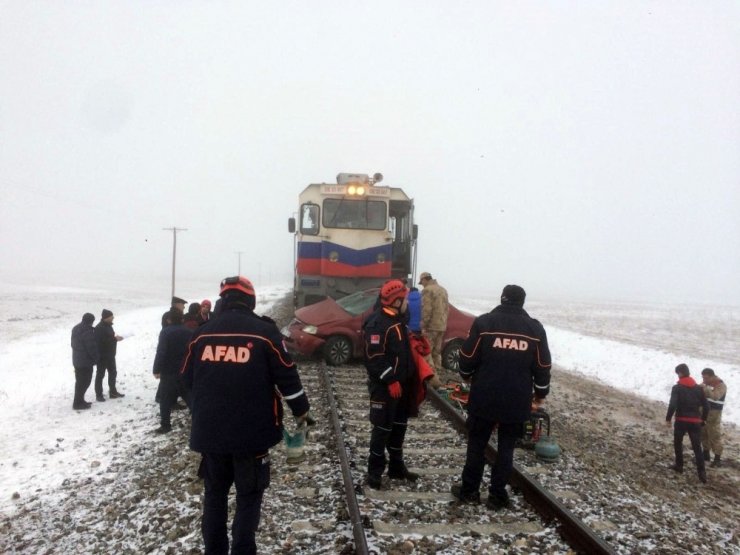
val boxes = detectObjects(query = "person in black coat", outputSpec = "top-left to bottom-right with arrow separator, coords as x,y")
161,296 -> 187,328
94,309 -> 124,401
452,284 -> 551,510
152,310 -> 193,433
666,363 -> 709,482
181,276 -> 310,555
70,313 -> 98,409
363,279 -> 419,490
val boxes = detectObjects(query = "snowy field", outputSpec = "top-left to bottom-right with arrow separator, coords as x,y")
0,278 -> 737,518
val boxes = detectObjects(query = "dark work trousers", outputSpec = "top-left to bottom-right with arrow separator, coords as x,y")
199,452 -> 270,555
673,421 -> 705,472
461,415 -> 523,499
95,357 -> 117,396
73,366 -> 94,404
159,373 -> 191,427
368,389 -> 410,478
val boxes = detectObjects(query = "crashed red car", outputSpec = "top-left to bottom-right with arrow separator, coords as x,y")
281,288 -> 474,369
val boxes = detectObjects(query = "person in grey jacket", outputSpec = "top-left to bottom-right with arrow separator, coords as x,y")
71,313 -> 98,410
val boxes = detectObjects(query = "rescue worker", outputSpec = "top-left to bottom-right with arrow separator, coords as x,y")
181,276 -> 310,555
700,368 -> 726,468
94,309 -> 124,401
364,279 -> 419,489
70,313 -> 98,409
152,309 -> 192,434
666,363 -> 708,483
418,271 -> 448,380
452,284 -> 551,510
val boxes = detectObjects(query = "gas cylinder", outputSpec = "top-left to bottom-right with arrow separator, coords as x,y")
282,423 -> 308,464
534,435 -> 562,462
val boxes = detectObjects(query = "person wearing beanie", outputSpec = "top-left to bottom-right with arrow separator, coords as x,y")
666,364 -> 709,482
700,368 -> 727,467
196,299 -> 213,325
181,276 -> 310,555
452,284 -> 551,510
94,309 -> 125,401
152,309 -> 192,434
418,272 -> 449,378
70,313 -> 98,410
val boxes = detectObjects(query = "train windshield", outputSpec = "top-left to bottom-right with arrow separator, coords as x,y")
336,289 -> 379,316
323,199 -> 386,230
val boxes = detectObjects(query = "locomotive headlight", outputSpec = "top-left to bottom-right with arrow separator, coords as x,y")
347,185 -> 356,195
356,186 -> 365,195
302,325 -> 318,335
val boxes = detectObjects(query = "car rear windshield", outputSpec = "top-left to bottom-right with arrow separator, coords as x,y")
336,290 -> 378,316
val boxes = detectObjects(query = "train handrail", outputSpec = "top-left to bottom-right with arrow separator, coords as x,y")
319,365 -> 370,555
427,385 -> 616,555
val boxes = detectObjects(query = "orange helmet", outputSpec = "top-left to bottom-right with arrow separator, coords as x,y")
219,276 -> 255,298
380,279 -> 408,307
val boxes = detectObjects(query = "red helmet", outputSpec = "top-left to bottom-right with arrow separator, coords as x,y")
219,276 -> 255,297
380,279 -> 408,307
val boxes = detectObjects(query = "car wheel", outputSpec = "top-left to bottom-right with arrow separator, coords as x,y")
324,335 -> 352,366
442,339 -> 464,371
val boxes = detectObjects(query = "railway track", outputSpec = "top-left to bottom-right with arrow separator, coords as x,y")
314,362 -> 616,554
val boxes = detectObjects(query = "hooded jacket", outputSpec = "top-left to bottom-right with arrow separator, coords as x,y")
71,318 -> 98,367
421,279 -> 448,332
666,376 -> 709,424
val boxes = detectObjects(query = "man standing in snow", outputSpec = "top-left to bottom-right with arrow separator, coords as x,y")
152,309 -> 192,434
161,295 -> 187,328
181,276 -> 310,555
70,313 -> 98,410
452,284 -> 551,510
94,309 -> 124,401
700,368 -> 726,468
418,271 -> 448,378
665,363 -> 708,483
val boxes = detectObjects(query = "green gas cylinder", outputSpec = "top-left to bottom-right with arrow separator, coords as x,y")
534,435 -> 562,462
282,423 -> 308,464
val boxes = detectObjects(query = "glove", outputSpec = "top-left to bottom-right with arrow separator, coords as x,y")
295,412 -> 315,427
388,381 -> 402,399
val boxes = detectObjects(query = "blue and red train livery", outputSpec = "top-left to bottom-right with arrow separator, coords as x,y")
289,173 -> 417,307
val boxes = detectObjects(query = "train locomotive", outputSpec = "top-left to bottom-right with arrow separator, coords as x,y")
288,172 -> 417,308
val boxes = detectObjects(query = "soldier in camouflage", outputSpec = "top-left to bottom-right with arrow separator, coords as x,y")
419,271 -> 448,380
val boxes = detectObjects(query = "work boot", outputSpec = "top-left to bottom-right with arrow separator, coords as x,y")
367,475 -> 382,490
698,469 -> 707,483
109,390 -> 125,399
670,464 -> 683,473
702,449 -> 710,461
154,425 -> 172,434
710,455 -> 721,468
96,394 -> 106,402
450,484 -> 480,504
72,402 -> 91,410
486,492 -> 512,511
388,464 -> 419,482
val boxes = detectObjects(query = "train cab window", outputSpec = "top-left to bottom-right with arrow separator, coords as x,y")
323,199 -> 386,230
300,203 -> 320,235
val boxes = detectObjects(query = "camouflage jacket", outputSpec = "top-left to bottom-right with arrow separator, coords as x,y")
421,280 -> 449,332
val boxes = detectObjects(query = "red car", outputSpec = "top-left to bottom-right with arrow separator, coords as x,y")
281,288 -> 474,369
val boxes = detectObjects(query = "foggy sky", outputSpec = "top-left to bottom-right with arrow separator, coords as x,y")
1,2 -> 738,305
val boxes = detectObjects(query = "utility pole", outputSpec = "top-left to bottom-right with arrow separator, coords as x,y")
163,227 -> 188,298
235,251 -> 245,275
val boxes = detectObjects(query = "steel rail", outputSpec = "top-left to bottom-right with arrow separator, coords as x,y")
319,365 -> 370,555
427,386 -> 616,555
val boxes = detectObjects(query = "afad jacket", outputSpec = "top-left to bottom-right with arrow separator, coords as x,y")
666,376 -> 709,424
181,305 -> 309,454
459,304 -> 551,423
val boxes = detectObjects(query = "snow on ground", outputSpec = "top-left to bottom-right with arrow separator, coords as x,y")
0,280 -> 737,518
